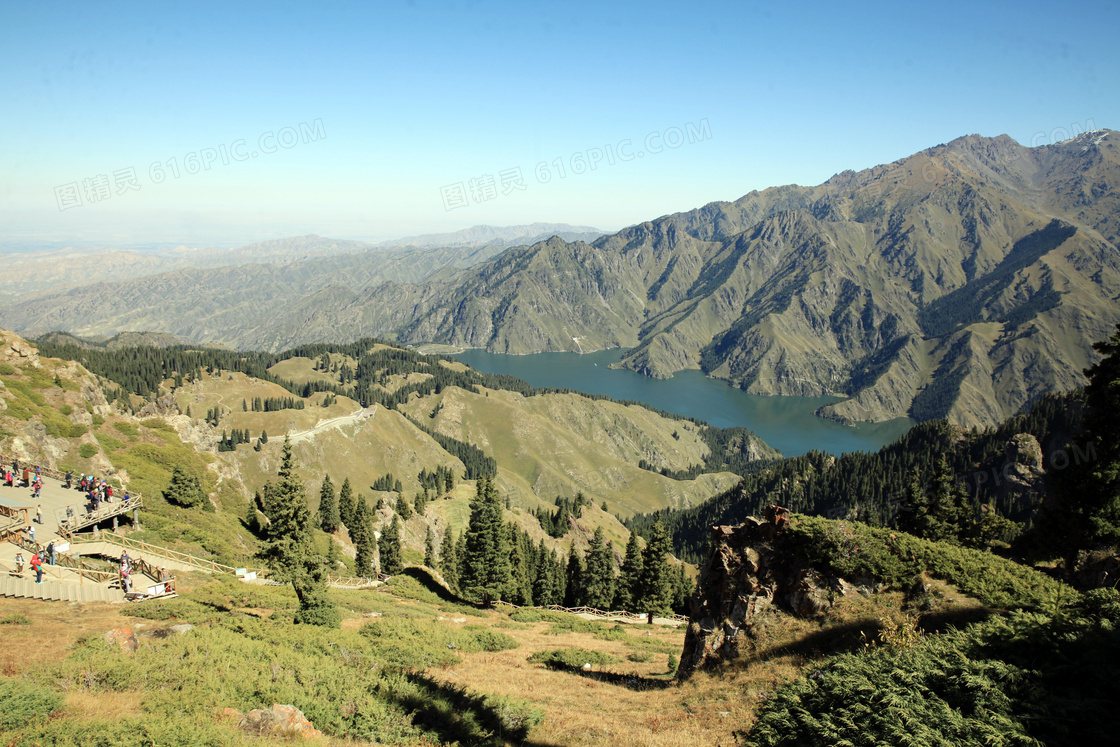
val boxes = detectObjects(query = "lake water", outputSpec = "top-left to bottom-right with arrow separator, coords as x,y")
452,348 -> 914,457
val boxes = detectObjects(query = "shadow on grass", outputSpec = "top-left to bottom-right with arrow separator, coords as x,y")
917,606 -> 995,633
742,619 -> 882,665
385,670 -> 563,747
399,566 -> 480,607
564,667 -> 676,691
740,608 -> 997,668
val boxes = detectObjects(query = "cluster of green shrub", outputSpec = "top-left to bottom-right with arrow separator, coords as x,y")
743,589 -> 1120,747
527,647 -> 621,671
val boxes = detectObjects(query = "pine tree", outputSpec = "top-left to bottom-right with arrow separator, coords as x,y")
534,543 -> 566,606
244,496 -> 260,534
583,527 -> 616,609
424,526 -> 437,567
318,474 -> 340,533
163,465 -> 208,510
615,531 -> 644,611
507,524 -> 534,605
672,563 -> 690,613
351,498 -> 375,576
379,516 -> 403,575
415,489 -> 428,517
439,528 -> 459,591
338,478 -> 356,531
564,550 -> 585,607
396,494 -> 413,520
458,476 -> 512,603
260,438 -> 339,627
637,518 -> 673,619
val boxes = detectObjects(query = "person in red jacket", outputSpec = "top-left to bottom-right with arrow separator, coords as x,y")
30,552 -> 43,584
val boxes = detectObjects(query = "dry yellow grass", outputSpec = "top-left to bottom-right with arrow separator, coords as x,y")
425,615 -> 799,747
64,689 -> 144,720
0,597 -> 147,676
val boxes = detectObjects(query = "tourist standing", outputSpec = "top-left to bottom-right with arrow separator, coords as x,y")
30,552 -> 42,584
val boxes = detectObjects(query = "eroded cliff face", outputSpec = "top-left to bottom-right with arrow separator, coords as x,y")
678,507 -> 868,679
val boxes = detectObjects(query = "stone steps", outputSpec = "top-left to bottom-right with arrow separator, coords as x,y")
0,574 -> 125,603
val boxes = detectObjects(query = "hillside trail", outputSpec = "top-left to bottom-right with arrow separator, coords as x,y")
286,404 -> 377,444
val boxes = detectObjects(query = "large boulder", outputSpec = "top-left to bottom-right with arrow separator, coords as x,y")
237,704 -> 323,740
678,506 -> 856,678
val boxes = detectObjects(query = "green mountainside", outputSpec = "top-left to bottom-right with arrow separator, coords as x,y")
4,132 -> 1117,428
2,327 -> 1119,746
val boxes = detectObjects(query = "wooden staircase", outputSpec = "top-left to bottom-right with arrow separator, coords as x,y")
0,574 -> 125,603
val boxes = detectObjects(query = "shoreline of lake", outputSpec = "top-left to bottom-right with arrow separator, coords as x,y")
450,348 -> 915,458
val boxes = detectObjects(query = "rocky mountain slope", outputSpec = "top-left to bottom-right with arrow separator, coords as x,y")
5,131 -> 1117,427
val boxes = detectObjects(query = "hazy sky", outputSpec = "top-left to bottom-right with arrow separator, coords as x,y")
1,0 -> 1116,248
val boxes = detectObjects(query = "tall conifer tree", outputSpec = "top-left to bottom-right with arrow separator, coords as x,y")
338,478 -> 356,531
584,527 -> 616,609
318,474 -> 339,533
439,528 -> 459,591
459,476 -> 512,603
564,550 -> 585,607
615,531 -> 644,611
351,498 -> 375,576
424,526 -> 437,567
379,516 -> 403,575
637,518 -> 673,618
260,438 -> 339,627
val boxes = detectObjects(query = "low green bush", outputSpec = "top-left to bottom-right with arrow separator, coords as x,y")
527,647 -> 621,670
0,613 -> 31,625
509,609 -> 541,623
0,679 -> 64,731
112,422 -> 139,437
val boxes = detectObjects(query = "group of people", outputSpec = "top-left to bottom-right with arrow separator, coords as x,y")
4,462 -> 39,493
116,551 -> 174,595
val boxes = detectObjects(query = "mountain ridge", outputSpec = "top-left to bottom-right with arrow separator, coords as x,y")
5,131 -> 1118,427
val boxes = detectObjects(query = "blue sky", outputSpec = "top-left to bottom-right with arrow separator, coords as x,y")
1,0 -> 1116,248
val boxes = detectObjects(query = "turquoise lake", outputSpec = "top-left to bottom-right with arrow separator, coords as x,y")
452,348 -> 915,458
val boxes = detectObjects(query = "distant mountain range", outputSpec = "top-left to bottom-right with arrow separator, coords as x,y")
1,224 -> 605,304
376,222 -> 606,249
5,131 -> 1118,427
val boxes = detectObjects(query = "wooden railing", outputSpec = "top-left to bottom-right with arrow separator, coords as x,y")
493,600 -> 689,624
0,528 -> 118,583
60,496 -> 144,534
326,573 -> 383,588
67,533 -> 267,577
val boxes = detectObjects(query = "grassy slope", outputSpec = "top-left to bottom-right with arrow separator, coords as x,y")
398,385 -> 741,518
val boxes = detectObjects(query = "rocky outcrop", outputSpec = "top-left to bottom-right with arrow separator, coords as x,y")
104,628 -> 140,653
228,704 -> 323,740
678,506 -> 860,679
0,330 -> 41,368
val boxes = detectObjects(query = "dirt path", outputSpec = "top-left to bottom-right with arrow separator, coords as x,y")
286,405 -> 377,444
